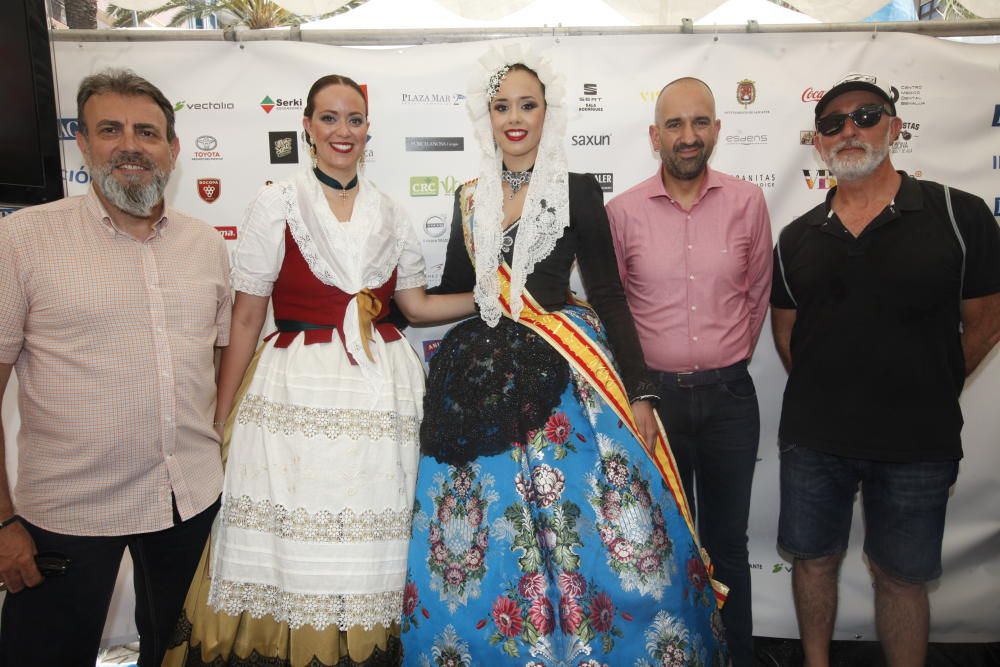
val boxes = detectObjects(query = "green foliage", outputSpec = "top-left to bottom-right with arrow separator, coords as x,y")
106,0 -> 368,29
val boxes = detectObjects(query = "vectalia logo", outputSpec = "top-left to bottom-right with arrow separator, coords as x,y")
261,96 -> 275,114
173,100 -> 235,111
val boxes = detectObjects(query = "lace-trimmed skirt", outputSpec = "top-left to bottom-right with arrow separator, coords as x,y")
164,333 -> 424,667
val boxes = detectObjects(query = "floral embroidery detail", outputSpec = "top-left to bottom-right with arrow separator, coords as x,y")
422,465 -> 498,613
207,579 -> 401,631
634,612 -> 697,667
518,572 -> 547,599
502,498 -> 582,574
420,624 -> 473,667
587,435 -> 674,600
402,578 -> 421,633
238,394 -> 419,443
544,412 -> 572,444
515,464 -> 566,508
221,495 -> 410,542
684,550 -> 716,609
492,596 -> 524,638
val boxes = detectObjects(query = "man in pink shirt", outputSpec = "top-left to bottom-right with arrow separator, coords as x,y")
606,77 -> 772,667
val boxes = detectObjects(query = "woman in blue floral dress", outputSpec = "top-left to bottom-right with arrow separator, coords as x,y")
401,45 -> 729,667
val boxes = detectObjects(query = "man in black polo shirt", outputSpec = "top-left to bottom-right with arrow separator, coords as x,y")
771,73 -> 1000,667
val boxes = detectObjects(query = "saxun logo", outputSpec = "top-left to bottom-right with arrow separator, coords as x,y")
571,135 -> 610,147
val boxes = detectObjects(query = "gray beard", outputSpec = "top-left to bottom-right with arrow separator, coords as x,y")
93,161 -> 170,218
826,132 -> 891,183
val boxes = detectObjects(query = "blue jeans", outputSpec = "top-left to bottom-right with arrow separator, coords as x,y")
654,361 -> 759,667
778,443 -> 958,583
0,497 -> 218,667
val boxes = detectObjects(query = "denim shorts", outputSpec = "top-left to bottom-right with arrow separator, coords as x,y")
777,442 -> 959,583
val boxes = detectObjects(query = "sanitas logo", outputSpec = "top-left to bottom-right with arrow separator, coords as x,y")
58,118 -> 79,140
174,100 -> 235,111
410,176 -> 439,197
261,95 -> 303,113
401,93 -> 466,105
725,134 -> 768,146
734,172 -> 776,188
803,169 -> 836,190
571,134 -> 610,147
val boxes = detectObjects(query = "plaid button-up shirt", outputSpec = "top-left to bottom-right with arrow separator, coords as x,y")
0,189 -> 231,536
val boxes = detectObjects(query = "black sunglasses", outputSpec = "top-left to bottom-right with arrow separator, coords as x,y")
0,552 -> 71,591
816,104 -> 892,137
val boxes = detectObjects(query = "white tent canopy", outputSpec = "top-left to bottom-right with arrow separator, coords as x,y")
695,0 -> 819,25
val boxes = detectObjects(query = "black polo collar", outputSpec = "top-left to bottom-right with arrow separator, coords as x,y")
807,170 -> 921,227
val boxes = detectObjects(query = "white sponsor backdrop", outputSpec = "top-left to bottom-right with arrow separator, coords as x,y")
2,31 -> 998,645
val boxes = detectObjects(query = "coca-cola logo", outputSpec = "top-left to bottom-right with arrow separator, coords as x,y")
802,87 -> 825,103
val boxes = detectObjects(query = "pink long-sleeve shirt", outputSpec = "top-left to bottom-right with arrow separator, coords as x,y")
606,167 -> 773,373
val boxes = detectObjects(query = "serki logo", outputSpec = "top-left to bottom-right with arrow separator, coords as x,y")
736,79 -> 756,107
803,169 -> 837,190
801,87 -> 825,103
197,178 -> 222,203
261,96 -> 275,114
215,226 -> 237,240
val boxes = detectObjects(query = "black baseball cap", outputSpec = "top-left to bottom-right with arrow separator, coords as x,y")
815,73 -> 896,118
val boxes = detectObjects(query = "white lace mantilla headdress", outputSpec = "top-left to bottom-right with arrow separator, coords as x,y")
466,42 -> 569,326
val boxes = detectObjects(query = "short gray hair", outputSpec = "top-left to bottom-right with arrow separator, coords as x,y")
77,68 -> 176,142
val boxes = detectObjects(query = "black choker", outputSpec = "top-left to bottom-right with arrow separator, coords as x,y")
313,167 -> 358,200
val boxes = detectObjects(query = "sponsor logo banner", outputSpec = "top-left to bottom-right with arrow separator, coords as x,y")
400,92 -> 466,105
895,84 -> 924,107
725,79 -> 769,115
800,130 -> 816,146
593,172 -> 613,192
733,172 -> 776,188
577,83 -> 604,112
801,87 -> 824,103
197,178 -> 222,203
58,118 -> 79,140
405,137 -> 464,152
173,100 -> 235,111
268,131 -> 299,164
410,176 -> 460,196
725,133 -> 768,146
571,134 -> 610,147
423,214 -> 448,238
192,135 -> 222,161
891,121 -> 920,155
802,169 -> 836,190
260,95 -> 303,113
215,226 -> 237,240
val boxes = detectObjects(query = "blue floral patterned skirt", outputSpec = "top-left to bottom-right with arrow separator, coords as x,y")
402,309 -> 727,666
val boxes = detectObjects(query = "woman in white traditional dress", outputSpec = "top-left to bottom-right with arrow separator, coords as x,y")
163,74 -> 474,667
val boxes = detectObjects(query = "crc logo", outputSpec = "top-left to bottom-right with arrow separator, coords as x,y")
801,87 -> 825,103
268,131 -> 299,164
215,226 -> 237,240
58,118 -> 79,140
197,178 -> 222,203
423,214 -> 447,238
993,105 -> 1000,127
410,176 -> 459,197
571,134 -> 610,147
592,172 -> 613,193
803,169 -> 836,190
736,79 -> 756,107
410,176 -> 438,197
195,135 -> 218,151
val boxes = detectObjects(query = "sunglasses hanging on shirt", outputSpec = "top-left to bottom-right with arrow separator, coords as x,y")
816,104 -> 893,137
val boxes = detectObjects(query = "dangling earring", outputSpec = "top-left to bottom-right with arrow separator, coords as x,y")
309,141 -> 317,169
